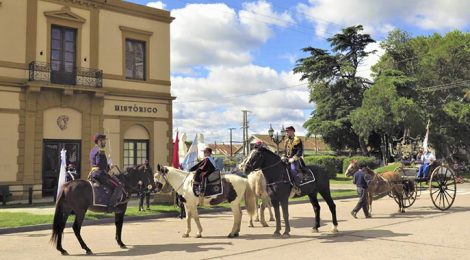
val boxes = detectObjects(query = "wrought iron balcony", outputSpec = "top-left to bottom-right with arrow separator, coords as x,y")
28,61 -> 103,88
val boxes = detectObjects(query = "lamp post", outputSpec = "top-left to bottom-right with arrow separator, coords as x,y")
268,124 -> 286,154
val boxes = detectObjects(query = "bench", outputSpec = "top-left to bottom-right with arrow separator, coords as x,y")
0,185 -> 12,206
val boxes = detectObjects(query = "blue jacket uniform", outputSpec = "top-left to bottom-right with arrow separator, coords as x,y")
89,146 -> 109,171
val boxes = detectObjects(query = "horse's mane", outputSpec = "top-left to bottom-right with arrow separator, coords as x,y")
257,147 -> 281,159
363,167 -> 376,175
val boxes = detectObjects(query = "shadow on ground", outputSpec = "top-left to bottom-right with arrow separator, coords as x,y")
89,242 -> 233,257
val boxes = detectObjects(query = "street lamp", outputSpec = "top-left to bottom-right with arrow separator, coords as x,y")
268,124 -> 286,154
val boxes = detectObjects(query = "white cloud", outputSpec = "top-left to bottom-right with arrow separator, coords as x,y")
356,41 -> 385,80
171,1 -> 293,74
297,0 -> 470,38
146,1 -> 166,10
172,65 -> 311,143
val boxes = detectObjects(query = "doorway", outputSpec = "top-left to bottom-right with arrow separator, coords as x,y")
42,140 -> 81,196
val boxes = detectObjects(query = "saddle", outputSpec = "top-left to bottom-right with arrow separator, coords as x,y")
192,170 -> 223,197
288,166 -> 316,187
88,179 -> 127,208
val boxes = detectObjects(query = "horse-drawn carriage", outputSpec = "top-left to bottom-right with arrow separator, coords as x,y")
390,135 -> 457,211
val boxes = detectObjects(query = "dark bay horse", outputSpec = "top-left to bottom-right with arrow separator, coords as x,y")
243,147 -> 338,237
50,165 -> 154,255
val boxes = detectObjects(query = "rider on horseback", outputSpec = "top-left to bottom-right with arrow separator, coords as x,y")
282,126 -> 304,189
89,133 -> 123,212
190,147 -> 217,196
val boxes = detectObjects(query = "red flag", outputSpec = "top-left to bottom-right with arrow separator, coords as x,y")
172,131 -> 180,168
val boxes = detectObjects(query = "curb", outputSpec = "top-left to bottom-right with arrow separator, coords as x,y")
0,195 -> 357,235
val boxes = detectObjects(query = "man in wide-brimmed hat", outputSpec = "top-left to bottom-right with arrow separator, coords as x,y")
89,133 -> 123,212
190,147 -> 217,196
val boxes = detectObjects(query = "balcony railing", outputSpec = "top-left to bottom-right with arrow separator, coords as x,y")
28,61 -> 103,88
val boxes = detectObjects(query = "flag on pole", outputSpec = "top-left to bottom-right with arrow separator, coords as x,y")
56,148 -> 67,200
423,120 -> 430,151
181,135 -> 198,171
172,131 -> 180,168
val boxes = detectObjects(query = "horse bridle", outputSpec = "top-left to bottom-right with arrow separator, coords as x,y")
158,167 -> 190,193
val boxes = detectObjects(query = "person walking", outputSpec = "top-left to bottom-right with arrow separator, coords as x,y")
351,165 -> 371,218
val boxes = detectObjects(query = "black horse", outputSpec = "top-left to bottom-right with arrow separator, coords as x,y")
50,165 -> 155,255
244,147 -> 338,237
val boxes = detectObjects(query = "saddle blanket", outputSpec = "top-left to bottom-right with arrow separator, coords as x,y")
192,171 -> 223,197
299,168 -> 316,186
88,181 -> 126,207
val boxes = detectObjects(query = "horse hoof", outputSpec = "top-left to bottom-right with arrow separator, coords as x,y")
312,228 -> 319,233
273,232 -> 281,238
60,250 -> 69,256
196,234 -> 202,238
255,218 -> 260,222
182,234 -> 189,238
262,223 -> 269,227
234,233 -> 239,237
281,233 -> 290,239
269,218 -> 275,222
249,222 -> 254,228
86,250 -> 94,255
331,226 -> 339,233
120,244 -> 127,249
228,233 -> 235,238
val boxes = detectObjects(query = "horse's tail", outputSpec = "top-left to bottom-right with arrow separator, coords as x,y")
244,181 -> 256,217
50,188 -> 65,246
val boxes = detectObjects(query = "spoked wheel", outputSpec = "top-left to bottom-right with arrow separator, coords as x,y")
429,165 -> 457,211
392,179 -> 417,208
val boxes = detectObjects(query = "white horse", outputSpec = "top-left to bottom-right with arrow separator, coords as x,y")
154,165 -> 256,238
247,170 -> 274,227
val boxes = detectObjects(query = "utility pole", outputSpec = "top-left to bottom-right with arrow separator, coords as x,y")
229,127 -> 236,157
241,110 -> 251,156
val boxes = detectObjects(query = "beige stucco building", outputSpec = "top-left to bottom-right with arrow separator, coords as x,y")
0,0 -> 174,198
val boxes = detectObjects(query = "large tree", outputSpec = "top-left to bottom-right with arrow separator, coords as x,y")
372,30 -> 470,159
294,25 -> 376,153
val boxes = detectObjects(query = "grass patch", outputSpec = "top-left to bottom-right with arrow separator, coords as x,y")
330,174 -> 352,184
375,163 -> 400,174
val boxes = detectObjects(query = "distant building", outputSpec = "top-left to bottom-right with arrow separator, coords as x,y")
207,143 -> 242,156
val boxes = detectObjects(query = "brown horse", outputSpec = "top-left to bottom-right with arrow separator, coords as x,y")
50,165 -> 154,255
345,160 -> 405,214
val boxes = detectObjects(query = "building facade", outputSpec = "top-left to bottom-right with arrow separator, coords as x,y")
0,0 -> 174,198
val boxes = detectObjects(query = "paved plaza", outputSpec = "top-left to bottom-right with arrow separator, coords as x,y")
1,183 -> 469,260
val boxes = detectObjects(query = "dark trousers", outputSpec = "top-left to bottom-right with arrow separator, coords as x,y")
138,195 -> 145,211
145,193 -> 151,209
353,187 -> 369,216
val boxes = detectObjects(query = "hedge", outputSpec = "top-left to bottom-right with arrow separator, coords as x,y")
342,156 -> 379,173
304,155 -> 344,179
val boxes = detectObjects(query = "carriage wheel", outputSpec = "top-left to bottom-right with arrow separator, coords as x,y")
392,180 -> 417,208
429,165 -> 457,211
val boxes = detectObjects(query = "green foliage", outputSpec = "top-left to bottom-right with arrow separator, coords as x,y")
304,155 -> 345,178
294,25 -> 376,153
342,156 -> 379,172
373,29 -> 470,157
374,163 -> 400,174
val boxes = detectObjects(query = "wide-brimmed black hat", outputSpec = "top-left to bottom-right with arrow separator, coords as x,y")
93,133 -> 106,143
286,126 -> 296,132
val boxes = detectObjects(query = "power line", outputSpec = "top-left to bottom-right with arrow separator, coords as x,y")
417,80 -> 470,93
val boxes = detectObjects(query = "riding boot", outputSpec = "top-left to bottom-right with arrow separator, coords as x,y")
107,184 -> 123,213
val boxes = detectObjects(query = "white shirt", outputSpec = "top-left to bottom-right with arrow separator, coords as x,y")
420,152 -> 436,164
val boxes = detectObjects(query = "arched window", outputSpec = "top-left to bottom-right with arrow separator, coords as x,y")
123,125 -> 149,169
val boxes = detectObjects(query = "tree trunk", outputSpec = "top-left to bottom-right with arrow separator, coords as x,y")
359,138 -> 368,156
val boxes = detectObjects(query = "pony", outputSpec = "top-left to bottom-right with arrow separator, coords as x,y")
243,147 -> 338,238
50,165 -> 154,255
344,160 -> 405,213
247,170 -> 274,227
154,165 -> 256,238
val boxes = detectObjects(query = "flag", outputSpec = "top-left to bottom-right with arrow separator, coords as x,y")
197,133 -> 206,160
181,135 -> 198,171
56,149 -> 67,200
172,131 -> 180,168
178,132 -> 187,162
423,120 -> 430,150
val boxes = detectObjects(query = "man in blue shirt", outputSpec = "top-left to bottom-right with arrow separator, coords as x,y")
351,165 -> 371,218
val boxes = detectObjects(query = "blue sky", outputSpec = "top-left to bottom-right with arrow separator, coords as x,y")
127,0 -> 470,144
